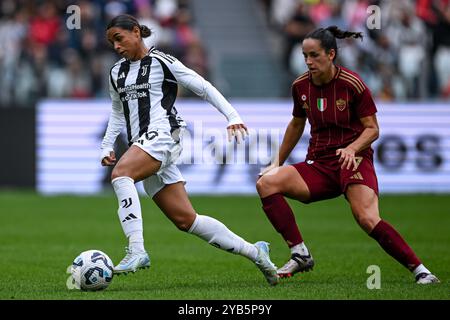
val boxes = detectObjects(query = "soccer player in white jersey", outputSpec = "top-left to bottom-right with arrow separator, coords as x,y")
101,14 -> 279,285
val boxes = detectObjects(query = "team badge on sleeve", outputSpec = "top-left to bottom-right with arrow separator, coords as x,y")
336,98 -> 347,111
301,94 -> 309,109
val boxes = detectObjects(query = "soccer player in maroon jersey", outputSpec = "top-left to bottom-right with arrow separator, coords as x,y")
256,26 -> 439,284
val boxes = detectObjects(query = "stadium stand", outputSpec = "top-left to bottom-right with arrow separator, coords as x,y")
0,0 -> 449,107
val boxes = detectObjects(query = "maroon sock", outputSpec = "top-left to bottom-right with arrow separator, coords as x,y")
261,193 -> 303,247
369,220 -> 421,271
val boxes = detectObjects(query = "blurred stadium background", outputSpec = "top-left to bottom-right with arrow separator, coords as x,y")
1,0 -> 450,191
0,0 -> 449,299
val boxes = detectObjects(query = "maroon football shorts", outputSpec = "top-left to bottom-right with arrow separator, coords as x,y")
291,155 -> 379,203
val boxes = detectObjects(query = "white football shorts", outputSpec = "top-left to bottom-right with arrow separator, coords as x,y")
132,128 -> 186,198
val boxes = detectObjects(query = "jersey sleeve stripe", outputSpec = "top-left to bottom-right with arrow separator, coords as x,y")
340,70 -> 365,91
339,76 -> 363,94
151,50 -> 175,64
340,71 -> 365,89
340,69 -> 365,86
334,67 -> 341,79
293,72 -> 309,85
339,74 -> 364,93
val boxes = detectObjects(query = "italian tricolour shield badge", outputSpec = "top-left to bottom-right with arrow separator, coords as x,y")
317,98 -> 327,112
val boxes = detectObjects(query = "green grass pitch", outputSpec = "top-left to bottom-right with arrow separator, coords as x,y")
0,191 -> 448,300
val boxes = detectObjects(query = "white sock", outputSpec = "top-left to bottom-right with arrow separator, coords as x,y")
188,214 -> 258,261
129,231 -> 145,253
412,264 -> 431,277
112,176 -> 145,253
291,242 -> 310,256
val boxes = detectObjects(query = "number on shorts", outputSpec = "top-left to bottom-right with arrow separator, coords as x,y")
145,131 -> 158,141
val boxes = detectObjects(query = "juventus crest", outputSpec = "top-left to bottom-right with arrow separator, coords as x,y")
141,65 -> 148,76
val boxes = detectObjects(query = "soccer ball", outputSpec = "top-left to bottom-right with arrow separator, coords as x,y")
70,250 -> 114,291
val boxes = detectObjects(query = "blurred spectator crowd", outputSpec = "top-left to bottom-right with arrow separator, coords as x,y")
1,0 -> 450,106
260,0 -> 450,100
0,0 -> 208,107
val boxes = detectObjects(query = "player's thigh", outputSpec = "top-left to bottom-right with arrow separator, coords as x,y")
340,155 -> 379,197
346,184 -> 381,233
112,145 -> 162,182
152,182 -> 196,231
257,165 -> 311,202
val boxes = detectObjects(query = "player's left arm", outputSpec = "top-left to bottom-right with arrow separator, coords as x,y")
162,56 -> 248,143
337,114 -> 379,170
337,79 -> 379,170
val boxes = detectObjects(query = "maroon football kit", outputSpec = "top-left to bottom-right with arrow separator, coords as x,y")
261,63 -> 428,279
291,66 -> 379,202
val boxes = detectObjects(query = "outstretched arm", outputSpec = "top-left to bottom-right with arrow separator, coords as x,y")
160,56 -> 248,142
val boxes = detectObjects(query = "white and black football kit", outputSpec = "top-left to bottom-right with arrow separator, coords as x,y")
101,47 -> 243,197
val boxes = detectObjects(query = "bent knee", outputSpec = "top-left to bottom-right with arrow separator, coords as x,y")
175,221 -> 192,232
172,215 -> 196,232
111,166 -> 131,181
255,177 -> 266,194
256,175 -> 280,197
354,214 -> 381,233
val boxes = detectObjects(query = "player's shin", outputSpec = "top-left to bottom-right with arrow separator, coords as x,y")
188,214 -> 258,261
261,193 -> 304,247
112,176 -> 145,253
369,220 -> 421,271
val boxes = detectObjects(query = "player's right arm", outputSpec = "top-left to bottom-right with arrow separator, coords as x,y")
278,116 -> 306,165
278,82 -> 308,165
259,116 -> 306,176
101,73 -> 126,166
260,83 -> 307,176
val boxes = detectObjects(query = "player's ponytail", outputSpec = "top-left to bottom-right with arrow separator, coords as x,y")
304,26 -> 363,61
139,25 -> 151,38
325,26 -> 363,41
107,14 -> 152,39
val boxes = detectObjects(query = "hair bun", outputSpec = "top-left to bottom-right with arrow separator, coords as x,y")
140,25 -> 151,38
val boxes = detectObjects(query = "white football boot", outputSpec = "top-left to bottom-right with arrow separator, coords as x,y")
415,273 -> 440,284
114,247 -> 150,275
254,241 -> 279,286
277,252 -> 314,278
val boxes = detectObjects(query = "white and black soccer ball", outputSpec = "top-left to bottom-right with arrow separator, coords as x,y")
71,250 -> 114,291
